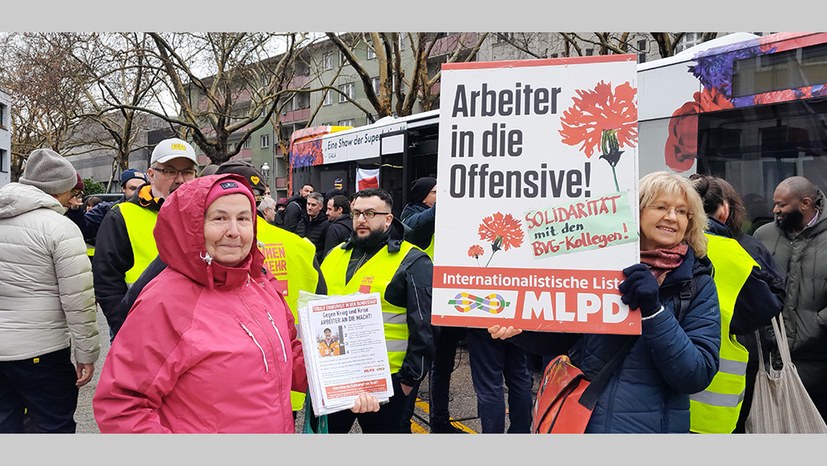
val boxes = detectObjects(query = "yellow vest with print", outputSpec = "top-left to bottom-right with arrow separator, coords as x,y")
115,202 -> 159,285
257,216 -> 319,411
320,241 -> 415,374
689,233 -> 757,433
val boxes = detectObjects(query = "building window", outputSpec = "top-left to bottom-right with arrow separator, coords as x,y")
677,32 -> 703,52
243,139 -> 251,149
0,103 -> 5,128
367,46 -> 376,60
340,50 -> 348,66
323,52 -> 333,70
371,77 -> 380,94
338,119 -> 353,127
0,149 -> 7,173
496,33 -> 514,43
296,88 -> 310,109
260,134 -> 270,149
637,39 -> 648,63
323,90 -> 332,106
585,48 -> 594,56
338,82 -> 354,103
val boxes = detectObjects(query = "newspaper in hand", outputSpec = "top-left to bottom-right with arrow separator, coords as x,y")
298,291 -> 394,416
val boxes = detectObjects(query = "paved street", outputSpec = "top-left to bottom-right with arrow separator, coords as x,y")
76,307 -> 540,434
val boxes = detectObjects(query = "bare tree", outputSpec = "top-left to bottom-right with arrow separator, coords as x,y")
326,32 -> 488,117
144,32 -> 308,165
60,32 -> 166,186
489,32 -> 718,60
0,33 -> 90,180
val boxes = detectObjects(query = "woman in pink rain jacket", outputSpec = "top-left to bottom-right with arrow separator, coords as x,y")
93,174 -> 306,433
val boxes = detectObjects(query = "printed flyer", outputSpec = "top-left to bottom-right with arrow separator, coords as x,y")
433,55 -> 641,335
297,291 -> 393,415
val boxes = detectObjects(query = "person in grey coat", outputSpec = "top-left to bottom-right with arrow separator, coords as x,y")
0,148 -> 100,433
754,175 -> 827,421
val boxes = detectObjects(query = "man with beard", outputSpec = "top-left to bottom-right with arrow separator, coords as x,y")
319,188 -> 435,433
754,176 -> 827,421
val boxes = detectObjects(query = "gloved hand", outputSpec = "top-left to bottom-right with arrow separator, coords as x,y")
619,263 -> 662,317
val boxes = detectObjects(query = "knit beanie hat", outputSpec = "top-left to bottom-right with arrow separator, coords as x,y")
119,169 -> 148,187
215,160 -> 267,203
20,148 -> 78,195
205,175 -> 257,213
409,176 -> 437,204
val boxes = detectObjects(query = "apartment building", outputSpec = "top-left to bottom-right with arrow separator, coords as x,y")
0,89 -> 10,187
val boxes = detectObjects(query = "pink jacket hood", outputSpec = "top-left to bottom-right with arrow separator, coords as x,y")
155,174 -> 264,289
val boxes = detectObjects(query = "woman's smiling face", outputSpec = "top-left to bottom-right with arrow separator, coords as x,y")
639,192 -> 690,251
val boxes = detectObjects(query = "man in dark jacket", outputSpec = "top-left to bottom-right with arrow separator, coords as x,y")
282,183 -> 314,235
299,191 -> 329,264
400,177 -> 466,433
93,138 -> 197,338
66,168 -> 148,247
320,188 -> 435,433
754,176 -> 827,420
323,194 -> 353,258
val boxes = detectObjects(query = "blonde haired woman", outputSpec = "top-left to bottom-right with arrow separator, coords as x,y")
490,171 -> 721,433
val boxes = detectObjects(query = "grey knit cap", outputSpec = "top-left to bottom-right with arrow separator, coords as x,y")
19,148 -> 78,195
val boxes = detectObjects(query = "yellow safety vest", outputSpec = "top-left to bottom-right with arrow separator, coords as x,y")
424,234 -> 434,259
320,241 -> 415,374
115,202 -> 159,285
690,233 -> 757,433
257,216 -> 319,411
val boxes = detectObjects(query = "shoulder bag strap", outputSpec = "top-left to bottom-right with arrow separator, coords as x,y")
578,336 -> 638,409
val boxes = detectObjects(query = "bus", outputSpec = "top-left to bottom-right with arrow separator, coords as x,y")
288,110 -> 439,217
639,31 -> 827,232
290,32 -> 827,228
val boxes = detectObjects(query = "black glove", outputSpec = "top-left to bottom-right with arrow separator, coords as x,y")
619,263 -> 662,317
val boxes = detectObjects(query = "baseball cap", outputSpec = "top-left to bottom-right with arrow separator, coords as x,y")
215,160 -> 267,202
151,138 -> 198,165
119,168 -> 149,187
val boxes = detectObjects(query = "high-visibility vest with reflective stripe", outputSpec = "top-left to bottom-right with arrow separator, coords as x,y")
690,233 -> 757,433
320,241 -> 414,374
257,217 -> 319,411
115,202 -> 159,285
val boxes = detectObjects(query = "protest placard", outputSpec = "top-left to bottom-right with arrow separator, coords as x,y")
433,55 -> 641,335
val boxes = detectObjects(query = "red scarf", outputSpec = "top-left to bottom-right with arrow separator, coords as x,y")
640,243 -> 688,284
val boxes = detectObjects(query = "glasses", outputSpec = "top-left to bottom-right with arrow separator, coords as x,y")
349,209 -> 390,220
71,190 -> 84,198
155,167 -> 197,179
647,203 -> 692,219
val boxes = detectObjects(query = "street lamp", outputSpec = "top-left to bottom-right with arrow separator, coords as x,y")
260,162 -> 271,197
260,162 -> 270,182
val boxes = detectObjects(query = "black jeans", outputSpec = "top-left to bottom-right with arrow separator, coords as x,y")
465,328 -> 533,433
0,348 -> 79,433
429,326 -> 465,426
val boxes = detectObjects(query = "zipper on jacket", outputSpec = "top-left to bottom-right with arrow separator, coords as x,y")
266,312 -> 288,363
239,321 -> 269,373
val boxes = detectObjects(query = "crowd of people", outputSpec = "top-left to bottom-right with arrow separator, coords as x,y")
1,141 -> 825,434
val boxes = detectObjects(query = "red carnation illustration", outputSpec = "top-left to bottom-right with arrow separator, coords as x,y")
467,244 -> 485,266
478,212 -> 524,267
664,87 -> 733,172
559,80 -> 638,191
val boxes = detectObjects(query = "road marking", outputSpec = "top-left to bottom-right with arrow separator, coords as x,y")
411,397 -> 476,434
